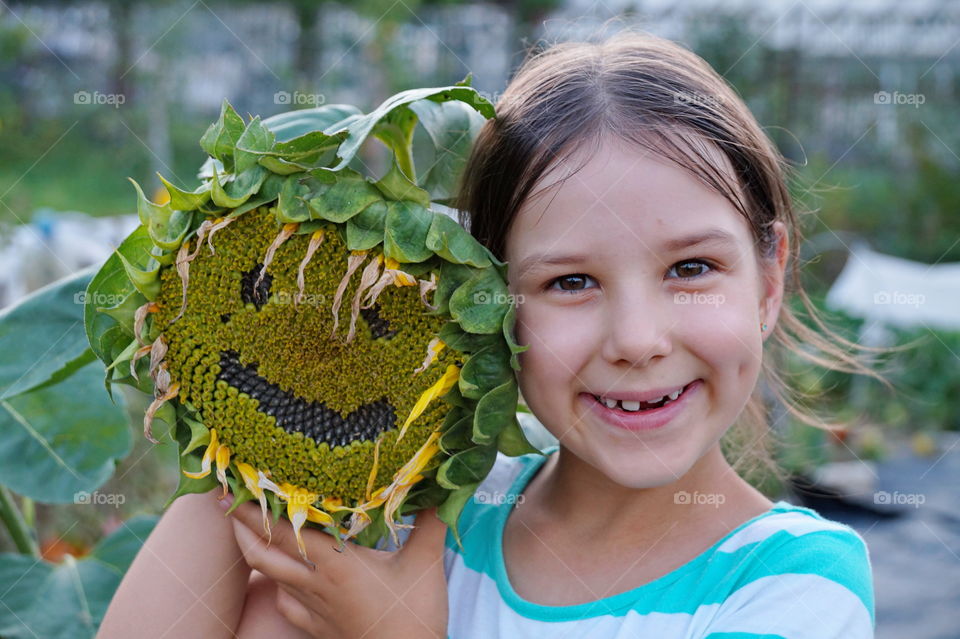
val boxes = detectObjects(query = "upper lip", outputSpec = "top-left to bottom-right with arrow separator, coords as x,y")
590,381 -> 693,403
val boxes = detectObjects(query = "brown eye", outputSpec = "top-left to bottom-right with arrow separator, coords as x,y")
671,260 -> 712,280
549,274 -> 593,292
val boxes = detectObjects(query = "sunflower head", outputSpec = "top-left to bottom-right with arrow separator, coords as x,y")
85,84 -> 537,559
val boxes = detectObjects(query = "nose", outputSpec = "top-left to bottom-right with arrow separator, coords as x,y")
598,290 -> 673,368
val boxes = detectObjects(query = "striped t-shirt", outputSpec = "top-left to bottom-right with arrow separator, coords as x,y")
443,448 -> 875,639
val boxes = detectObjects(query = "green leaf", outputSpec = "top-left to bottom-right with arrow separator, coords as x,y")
439,411 -> 474,454
437,320 -> 499,353
383,200 -> 434,263
449,269 -> 510,334
0,360 -> 131,503
458,345 -> 513,400
430,261 -> 476,317
496,415 -> 542,457
115,249 -> 160,301
373,156 -> 432,207
307,170 -> 383,223
0,269 -> 95,400
426,213 -> 491,268
502,302 -> 529,371
199,99 -> 245,170
277,173 -> 312,223
472,380 -> 518,446
345,200 -> 388,251
262,104 -> 363,142
0,516 -> 158,639
234,116 -> 276,173
408,99 -> 487,203
327,85 -> 495,173
437,445 -> 496,490
128,178 -> 193,250
156,174 -> 211,211
85,227 -> 156,367
438,483 -> 479,550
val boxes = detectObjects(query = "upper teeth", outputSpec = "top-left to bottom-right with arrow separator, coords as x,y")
598,389 -> 682,411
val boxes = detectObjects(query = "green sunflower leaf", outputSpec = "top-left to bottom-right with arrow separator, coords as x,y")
472,380 -> 518,446
157,174 -> 212,211
373,156 -> 431,207
496,415 -> 542,457
383,200 -> 434,263
234,116 -> 277,174
307,169 -> 383,223
408,98 -> 486,204
458,345 -> 513,400
200,99 -> 245,170
437,445 -> 496,490
426,212 -> 492,268
448,269 -> 510,334
438,482 -> 479,550
345,200 -> 388,251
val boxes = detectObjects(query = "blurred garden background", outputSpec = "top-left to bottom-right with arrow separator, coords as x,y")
0,0 -> 958,637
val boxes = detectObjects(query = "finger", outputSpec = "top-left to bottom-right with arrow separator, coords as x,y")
401,508 -> 449,560
275,585 -> 317,633
232,517 -> 313,584
229,500 -> 281,543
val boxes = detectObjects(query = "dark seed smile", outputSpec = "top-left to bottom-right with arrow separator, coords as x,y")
217,350 -> 395,448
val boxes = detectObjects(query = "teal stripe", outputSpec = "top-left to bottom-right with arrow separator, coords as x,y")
705,634 -> 787,639
445,449 -> 873,624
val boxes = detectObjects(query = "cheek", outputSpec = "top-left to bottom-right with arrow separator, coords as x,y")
515,303 -> 594,385
676,292 -> 764,382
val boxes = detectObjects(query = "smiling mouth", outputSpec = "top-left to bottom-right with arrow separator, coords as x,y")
217,350 -> 396,448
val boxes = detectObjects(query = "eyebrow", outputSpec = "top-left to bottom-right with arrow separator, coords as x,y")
516,229 -> 738,277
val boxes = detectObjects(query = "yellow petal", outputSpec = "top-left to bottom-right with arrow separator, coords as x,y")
396,365 -> 460,443
236,462 -> 271,542
214,444 -> 231,498
183,428 -> 218,479
413,337 -> 445,375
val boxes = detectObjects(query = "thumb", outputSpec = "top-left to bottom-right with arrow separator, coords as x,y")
401,507 -> 448,557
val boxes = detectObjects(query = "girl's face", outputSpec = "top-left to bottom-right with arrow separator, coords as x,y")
505,136 -> 786,491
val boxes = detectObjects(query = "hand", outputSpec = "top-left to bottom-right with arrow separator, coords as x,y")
228,500 -> 449,638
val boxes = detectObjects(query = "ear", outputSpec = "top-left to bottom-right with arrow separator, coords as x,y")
759,221 -> 788,341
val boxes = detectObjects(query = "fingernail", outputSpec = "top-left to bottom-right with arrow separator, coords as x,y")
217,493 -> 234,510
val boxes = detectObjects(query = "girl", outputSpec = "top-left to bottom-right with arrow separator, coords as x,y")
100,30 -> 878,639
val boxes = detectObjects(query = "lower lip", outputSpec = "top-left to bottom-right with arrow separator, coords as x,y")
581,380 -> 701,432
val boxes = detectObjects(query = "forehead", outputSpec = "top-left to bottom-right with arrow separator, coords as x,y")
504,135 -> 752,263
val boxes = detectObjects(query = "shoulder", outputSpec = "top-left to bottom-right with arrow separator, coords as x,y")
705,502 -> 875,638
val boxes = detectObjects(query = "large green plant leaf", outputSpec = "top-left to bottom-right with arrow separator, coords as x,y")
408,98 -> 486,203
0,515 -> 158,639
0,360 -> 131,503
0,269 -> 96,400
325,85 -> 494,173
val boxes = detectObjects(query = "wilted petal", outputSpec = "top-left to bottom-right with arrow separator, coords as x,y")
295,231 -> 325,307
413,337 -> 445,375
331,251 -> 367,338
396,365 -> 460,443
183,428 -> 218,478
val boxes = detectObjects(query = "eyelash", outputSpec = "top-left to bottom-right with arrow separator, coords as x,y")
545,259 -> 716,293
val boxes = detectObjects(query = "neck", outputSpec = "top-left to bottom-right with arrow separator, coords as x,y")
527,443 -> 767,546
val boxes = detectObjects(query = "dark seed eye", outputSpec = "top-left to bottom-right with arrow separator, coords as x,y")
240,264 -> 272,309
359,303 -> 397,340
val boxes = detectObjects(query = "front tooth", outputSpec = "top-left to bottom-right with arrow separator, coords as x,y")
620,400 -> 641,411
667,390 -> 681,401
602,397 -> 618,409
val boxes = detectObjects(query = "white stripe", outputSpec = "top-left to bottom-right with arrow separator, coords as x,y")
444,551 -> 871,639
716,511 -> 852,553
708,573 -> 873,638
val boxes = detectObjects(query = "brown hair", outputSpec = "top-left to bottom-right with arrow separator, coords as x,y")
454,30 -> 893,487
